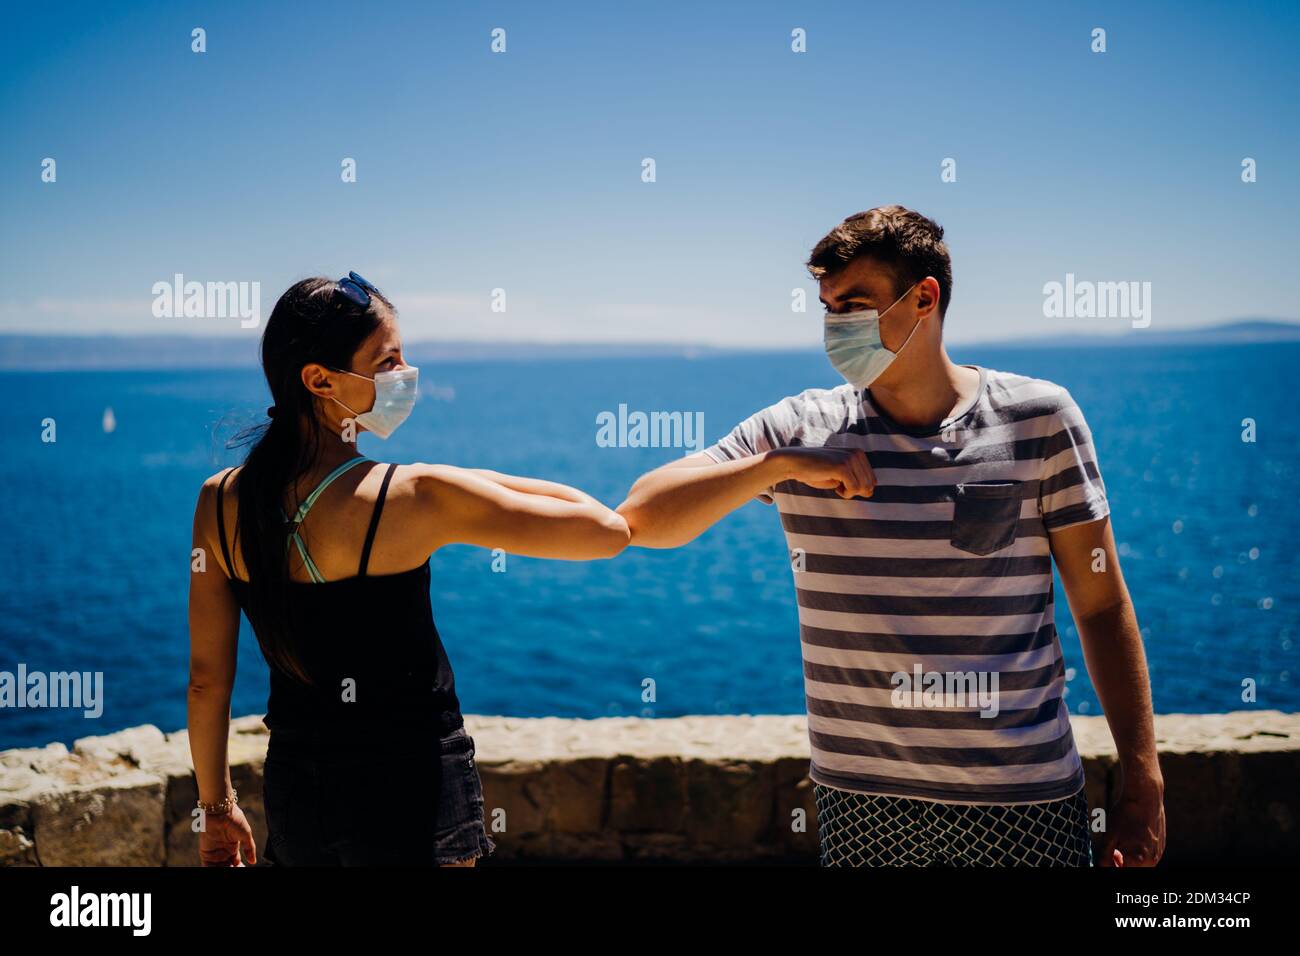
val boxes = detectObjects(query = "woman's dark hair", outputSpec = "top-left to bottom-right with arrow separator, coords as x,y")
230,277 -> 394,684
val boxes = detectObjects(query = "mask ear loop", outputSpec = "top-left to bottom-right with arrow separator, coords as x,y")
893,311 -> 924,356
326,366 -> 376,418
877,280 -> 919,321
886,282 -> 925,357
332,396 -> 363,417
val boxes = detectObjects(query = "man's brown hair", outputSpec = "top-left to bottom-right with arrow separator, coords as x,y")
806,205 -> 953,319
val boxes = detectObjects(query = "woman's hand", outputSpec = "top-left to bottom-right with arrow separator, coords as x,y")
198,805 -> 258,866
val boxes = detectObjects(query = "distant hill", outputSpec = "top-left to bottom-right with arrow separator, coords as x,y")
966,319 -> 1300,350
0,336 -> 738,371
0,319 -> 1296,370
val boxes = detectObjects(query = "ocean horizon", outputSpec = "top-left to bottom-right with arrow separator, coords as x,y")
1,341 -> 1296,750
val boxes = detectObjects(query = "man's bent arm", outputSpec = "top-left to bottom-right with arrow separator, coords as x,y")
618,446 -> 876,549
617,452 -> 789,549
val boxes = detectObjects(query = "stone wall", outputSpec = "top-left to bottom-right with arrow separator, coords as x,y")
2,711 -> 1296,865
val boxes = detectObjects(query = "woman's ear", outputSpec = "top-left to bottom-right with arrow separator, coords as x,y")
300,363 -> 335,400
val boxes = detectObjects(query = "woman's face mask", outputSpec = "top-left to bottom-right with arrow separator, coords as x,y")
823,282 -> 921,388
331,365 -> 419,439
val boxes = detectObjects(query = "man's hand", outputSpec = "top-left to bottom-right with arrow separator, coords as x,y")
776,446 -> 876,499
1101,771 -> 1166,867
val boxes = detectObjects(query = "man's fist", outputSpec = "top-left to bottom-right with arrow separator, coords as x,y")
776,446 -> 876,499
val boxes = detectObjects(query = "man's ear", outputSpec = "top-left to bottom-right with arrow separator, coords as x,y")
301,363 -> 335,400
916,276 -> 941,321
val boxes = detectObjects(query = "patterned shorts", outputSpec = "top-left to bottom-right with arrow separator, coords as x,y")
814,784 -> 1094,867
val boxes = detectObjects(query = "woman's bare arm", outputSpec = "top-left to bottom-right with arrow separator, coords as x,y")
465,468 -> 601,506
412,464 -> 630,560
187,475 -> 256,865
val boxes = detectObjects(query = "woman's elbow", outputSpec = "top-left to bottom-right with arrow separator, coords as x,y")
187,666 -> 232,698
590,509 -> 631,558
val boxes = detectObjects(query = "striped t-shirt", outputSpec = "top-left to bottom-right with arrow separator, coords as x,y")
701,366 -> 1109,805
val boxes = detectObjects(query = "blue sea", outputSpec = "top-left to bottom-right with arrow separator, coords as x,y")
2,344 -> 1297,750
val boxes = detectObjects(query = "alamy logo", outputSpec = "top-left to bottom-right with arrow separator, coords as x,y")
1042,273 -> 1151,328
891,665 -> 1000,718
49,886 -> 151,935
596,404 -> 705,452
0,664 -> 103,718
152,273 -> 261,328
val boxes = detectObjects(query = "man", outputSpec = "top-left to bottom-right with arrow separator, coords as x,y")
617,206 -> 1165,867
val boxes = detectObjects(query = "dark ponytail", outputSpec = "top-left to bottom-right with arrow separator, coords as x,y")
229,277 -> 392,684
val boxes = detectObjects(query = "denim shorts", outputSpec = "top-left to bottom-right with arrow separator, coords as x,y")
261,724 -> 496,866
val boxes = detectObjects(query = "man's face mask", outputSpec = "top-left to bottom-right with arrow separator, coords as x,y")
331,365 -> 419,439
823,282 -> 921,388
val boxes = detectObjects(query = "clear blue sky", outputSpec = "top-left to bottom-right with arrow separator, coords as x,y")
2,0 -> 1297,346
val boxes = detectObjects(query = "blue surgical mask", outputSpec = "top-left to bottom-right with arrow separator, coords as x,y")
332,365 -> 419,439
823,283 -> 921,388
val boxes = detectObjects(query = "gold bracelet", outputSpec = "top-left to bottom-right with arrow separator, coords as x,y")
197,787 -> 238,816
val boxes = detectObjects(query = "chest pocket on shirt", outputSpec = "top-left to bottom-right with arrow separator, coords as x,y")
951,480 -> 1023,555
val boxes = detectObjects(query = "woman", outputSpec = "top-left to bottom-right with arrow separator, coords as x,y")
187,273 -> 629,866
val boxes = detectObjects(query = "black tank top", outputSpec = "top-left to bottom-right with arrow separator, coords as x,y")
215,461 -> 463,743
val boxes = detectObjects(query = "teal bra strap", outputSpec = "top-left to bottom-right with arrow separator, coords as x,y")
290,457 -> 372,525
282,457 -> 371,583
289,534 -> 325,584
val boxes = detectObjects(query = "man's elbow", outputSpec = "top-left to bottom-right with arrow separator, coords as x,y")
617,501 -> 691,550
616,499 -> 656,547
1075,593 -> 1133,631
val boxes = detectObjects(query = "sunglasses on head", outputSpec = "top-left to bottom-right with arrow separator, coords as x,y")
335,271 -> 381,308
